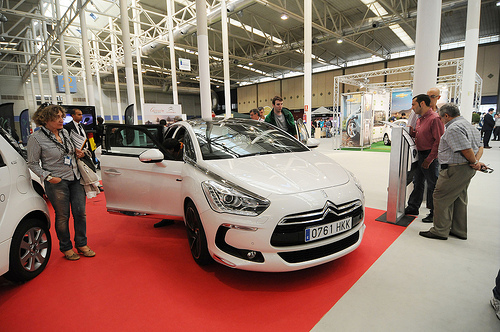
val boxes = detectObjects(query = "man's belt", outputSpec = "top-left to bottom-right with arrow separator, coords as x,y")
441,162 -> 469,170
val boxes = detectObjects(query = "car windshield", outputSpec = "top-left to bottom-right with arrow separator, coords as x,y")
190,120 -> 308,160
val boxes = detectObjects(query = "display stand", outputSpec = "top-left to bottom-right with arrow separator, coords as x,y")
376,127 -> 416,227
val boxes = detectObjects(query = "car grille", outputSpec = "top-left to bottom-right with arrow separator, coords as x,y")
278,231 -> 360,263
270,200 -> 363,247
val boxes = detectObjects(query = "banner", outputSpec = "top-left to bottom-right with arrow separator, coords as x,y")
55,75 -> 77,93
143,103 -> 182,124
124,104 -> 135,125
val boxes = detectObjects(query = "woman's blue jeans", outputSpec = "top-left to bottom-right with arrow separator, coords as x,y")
45,179 -> 87,252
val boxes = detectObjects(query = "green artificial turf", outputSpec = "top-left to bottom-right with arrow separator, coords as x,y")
341,140 -> 392,152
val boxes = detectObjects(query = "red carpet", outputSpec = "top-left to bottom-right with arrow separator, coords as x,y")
0,195 -> 404,331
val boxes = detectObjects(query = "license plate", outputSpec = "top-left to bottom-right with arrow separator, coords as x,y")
305,217 -> 352,242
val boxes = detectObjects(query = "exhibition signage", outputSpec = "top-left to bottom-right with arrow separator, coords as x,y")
391,90 -> 412,113
179,58 -> 191,71
143,103 -> 182,124
55,75 -> 77,93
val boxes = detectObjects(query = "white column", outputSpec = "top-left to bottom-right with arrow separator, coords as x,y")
110,18 -> 123,123
31,21 -> 45,104
460,0 -> 481,122
78,0 -> 95,106
55,0 -> 72,104
42,16 -> 57,104
221,0 -> 231,118
412,0 -> 442,95
119,0 -> 137,124
304,0 -> 312,135
25,40 -> 37,110
196,0 -> 212,120
92,34 -> 105,118
132,0 -> 145,123
167,0 -> 179,105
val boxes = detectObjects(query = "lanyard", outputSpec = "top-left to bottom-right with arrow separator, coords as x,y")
41,127 -> 70,154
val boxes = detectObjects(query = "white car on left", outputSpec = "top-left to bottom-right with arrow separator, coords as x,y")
0,127 -> 52,281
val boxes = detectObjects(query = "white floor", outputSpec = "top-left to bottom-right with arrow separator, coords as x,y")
311,138 -> 500,331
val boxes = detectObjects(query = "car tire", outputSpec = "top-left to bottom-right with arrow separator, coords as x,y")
184,201 -> 212,266
346,119 -> 359,139
383,134 -> 391,146
5,218 -> 52,282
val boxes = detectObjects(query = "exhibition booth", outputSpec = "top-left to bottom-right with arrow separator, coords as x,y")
332,58 -> 483,149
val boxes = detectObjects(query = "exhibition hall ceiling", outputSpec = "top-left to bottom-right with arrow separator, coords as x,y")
0,0 -> 499,90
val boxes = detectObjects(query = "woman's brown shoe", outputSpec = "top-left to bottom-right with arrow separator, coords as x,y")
76,246 -> 96,257
63,250 -> 80,261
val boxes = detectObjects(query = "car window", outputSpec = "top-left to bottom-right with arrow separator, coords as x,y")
105,125 -> 162,157
0,153 -> 5,167
191,120 -> 308,160
182,131 -> 196,162
0,127 -> 27,160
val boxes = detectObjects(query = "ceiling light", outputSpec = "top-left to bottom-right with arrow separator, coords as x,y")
281,13 -> 288,20
337,39 -> 343,44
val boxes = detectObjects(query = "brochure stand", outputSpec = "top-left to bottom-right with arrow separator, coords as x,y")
376,127 -> 416,227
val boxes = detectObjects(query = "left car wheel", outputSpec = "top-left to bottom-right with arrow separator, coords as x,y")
5,218 -> 52,282
184,201 -> 212,266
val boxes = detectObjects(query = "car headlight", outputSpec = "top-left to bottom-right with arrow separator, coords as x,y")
202,180 -> 270,216
347,170 -> 364,194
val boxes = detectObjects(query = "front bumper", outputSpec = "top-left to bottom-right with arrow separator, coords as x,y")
199,184 -> 365,272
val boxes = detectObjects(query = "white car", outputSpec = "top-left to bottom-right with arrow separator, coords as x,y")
0,128 -> 51,281
101,119 -> 365,272
382,119 -> 408,145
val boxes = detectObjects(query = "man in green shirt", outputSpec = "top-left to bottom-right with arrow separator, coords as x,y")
265,96 -> 297,138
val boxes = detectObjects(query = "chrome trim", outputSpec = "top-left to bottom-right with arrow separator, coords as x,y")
278,200 -> 362,226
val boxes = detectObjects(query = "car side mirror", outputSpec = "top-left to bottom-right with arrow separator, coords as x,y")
139,149 -> 164,163
306,138 -> 320,148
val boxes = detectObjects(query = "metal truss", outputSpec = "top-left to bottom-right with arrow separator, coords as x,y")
333,58 -> 483,112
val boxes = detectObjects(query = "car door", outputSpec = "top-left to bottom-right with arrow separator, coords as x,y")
100,124 -> 184,217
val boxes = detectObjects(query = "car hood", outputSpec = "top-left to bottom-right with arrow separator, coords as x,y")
203,151 -> 350,195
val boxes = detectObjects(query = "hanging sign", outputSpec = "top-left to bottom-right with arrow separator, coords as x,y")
179,58 -> 191,71
55,75 -> 77,93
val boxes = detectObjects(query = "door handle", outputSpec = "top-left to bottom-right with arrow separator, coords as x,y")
103,169 -> 121,175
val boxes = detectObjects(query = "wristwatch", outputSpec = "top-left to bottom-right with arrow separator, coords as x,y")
46,175 -> 53,182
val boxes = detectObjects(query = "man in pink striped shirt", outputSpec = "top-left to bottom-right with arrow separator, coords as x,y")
405,94 -> 445,223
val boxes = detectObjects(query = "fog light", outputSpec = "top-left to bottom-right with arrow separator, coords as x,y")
247,251 -> 257,259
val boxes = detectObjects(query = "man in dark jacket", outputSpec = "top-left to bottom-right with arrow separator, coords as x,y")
265,96 -> 297,137
482,108 -> 495,148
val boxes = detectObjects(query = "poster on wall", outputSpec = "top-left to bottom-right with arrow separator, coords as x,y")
371,91 -> 390,142
143,103 -> 183,124
362,93 -> 373,147
391,90 -> 412,114
341,93 -> 362,147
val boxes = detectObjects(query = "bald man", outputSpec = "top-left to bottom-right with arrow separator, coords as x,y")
427,87 -> 441,111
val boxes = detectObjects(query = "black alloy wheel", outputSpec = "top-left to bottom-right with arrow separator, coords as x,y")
184,201 -> 212,266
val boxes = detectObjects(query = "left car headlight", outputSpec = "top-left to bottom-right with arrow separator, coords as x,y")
202,180 -> 270,216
